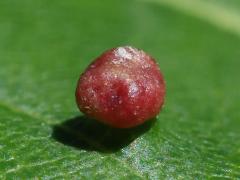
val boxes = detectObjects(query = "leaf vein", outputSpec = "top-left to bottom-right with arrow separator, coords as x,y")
141,0 -> 240,38
0,100 -> 145,179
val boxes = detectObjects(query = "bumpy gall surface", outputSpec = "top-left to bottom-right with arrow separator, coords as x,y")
76,46 -> 165,128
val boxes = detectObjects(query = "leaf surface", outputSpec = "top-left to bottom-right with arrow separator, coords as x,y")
0,0 -> 240,179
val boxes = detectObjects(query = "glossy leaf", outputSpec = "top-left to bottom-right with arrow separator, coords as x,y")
0,0 -> 239,179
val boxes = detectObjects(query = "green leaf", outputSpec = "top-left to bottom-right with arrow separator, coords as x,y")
0,0 -> 240,179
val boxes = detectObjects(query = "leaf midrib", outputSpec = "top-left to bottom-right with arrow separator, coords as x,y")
140,0 -> 240,38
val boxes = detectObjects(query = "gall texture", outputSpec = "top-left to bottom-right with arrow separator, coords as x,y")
76,46 -> 165,128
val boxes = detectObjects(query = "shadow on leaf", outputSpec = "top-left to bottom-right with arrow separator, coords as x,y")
52,116 -> 156,153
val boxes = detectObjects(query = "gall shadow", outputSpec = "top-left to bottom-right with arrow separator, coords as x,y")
52,115 -> 156,153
